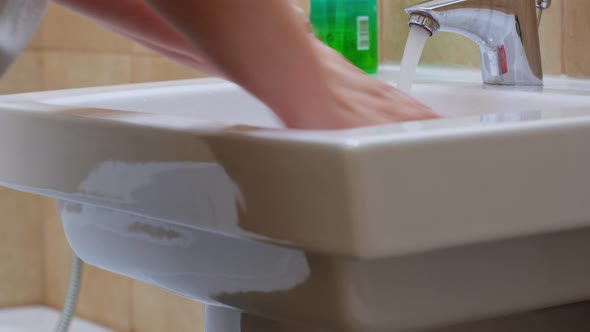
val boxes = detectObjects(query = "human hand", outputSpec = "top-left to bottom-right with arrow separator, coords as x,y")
280,40 -> 440,129
64,0 -> 437,130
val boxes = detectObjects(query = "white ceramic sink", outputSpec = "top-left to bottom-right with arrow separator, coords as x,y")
2,66 -> 590,331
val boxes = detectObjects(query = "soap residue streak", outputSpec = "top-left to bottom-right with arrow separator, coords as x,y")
398,25 -> 431,93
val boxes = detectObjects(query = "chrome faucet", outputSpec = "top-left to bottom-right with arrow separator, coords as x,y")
405,0 -> 550,86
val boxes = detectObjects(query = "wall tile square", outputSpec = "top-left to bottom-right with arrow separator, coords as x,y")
563,0 -> 590,77
77,266 -> 133,332
39,4 -> 134,53
538,0 -> 563,75
420,33 -> 480,68
42,199 -> 73,310
132,281 -> 203,332
131,56 -> 206,83
0,188 -> 44,307
380,0 -> 410,63
0,51 -> 44,94
43,51 -> 132,90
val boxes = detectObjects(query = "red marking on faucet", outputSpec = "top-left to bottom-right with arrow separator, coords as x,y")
499,45 -> 508,74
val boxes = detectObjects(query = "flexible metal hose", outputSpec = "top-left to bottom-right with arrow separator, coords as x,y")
54,254 -> 84,332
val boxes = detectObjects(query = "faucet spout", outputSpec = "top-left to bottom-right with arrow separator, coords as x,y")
405,0 -> 544,86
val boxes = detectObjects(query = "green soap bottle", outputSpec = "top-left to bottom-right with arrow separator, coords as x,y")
310,0 -> 379,74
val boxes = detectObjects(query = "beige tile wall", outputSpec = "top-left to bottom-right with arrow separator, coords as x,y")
0,30 -> 46,309
0,1 -> 588,332
0,187 -> 44,307
563,0 -> 590,77
1,3 -> 205,332
37,5 -> 204,332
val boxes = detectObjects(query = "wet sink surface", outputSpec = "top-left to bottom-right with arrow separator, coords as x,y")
34,67 -> 590,127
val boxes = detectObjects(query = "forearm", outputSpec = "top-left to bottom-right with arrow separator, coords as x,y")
53,0 -> 220,75
145,0 -> 331,125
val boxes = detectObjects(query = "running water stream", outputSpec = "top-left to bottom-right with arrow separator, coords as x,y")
398,25 -> 431,93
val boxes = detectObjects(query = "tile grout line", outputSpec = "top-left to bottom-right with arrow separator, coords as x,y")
38,25 -> 49,305
129,280 -> 135,332
129,50 -> 138,85
39,197 -> 48,307
560,0 -> 566,75
40,46 -> 156,58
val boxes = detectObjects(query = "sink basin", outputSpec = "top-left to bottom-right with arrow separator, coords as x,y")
2,66 -> 590,331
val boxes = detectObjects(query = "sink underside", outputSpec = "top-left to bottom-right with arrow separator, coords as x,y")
1,66 -> 590,330
58,199 -> 590,332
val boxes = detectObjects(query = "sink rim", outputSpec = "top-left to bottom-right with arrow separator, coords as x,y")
1,66 -> 590,259
1,65 -> 590,149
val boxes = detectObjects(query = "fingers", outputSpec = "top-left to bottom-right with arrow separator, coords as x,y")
278,15 -> 440,130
